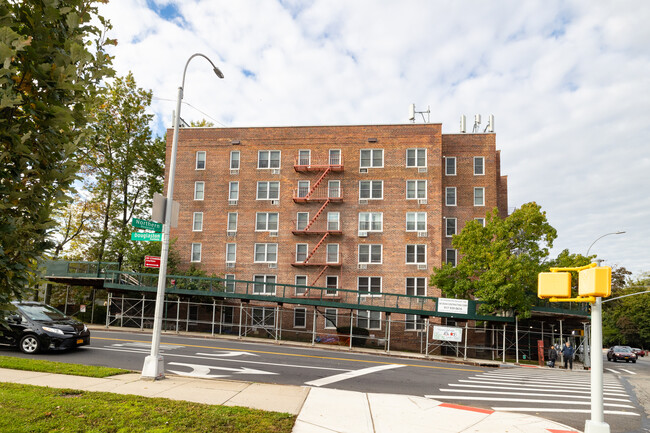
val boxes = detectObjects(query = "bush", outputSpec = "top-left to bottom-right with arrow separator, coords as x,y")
336,326 -> 369,347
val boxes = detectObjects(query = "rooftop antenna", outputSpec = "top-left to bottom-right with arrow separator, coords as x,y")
472,114 -> 481,133
484,114 -> 495,133
460,115 -> 466,133
408,104 -> 430,123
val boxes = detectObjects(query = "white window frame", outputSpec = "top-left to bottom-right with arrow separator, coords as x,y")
297,180 -> 310,198
296,212 -> 309,230
445,218 -> 457,237
252,306 -> 276,326
226,243 -> 236,264
406,148 -> 426,168
295,275 -> 308,296
196,151 -> 206,170
256,181 -> 280,200
328,180 -> 341,198
358,212 -> 383,232
446,249 -> 457,266
327,212 -> 340,231
254,243 -> 278,263
405,314 -> 425,331
295,243 -> 308,263
256,212 -> 279,232
324,308 -> 337,329
445,187 -> 457,206
224,274 -> 236,293
326,275 -> 338,295
253,275 -> 276,295
229,181 -> 239,201
326,244 -> 339,263
227,212 -> 238,232
193,212 -> 203,232
474,187 -> 485,206
257,150 -> 281,169
194,181 -> 204,200
445,157 -> 456,176
358,244 -> 382,264
406,180 -> 427,199
359,180 -> 383,200
475,217 -> 486,227
191,243 -> 201,262
406,212 -> 427,232
358,276 -> 382,297
406,244 -> 427,265
298,149 -> 311,166
474,156 -> 485,176
357,310 -> 382,330
406,277 -> 427,297
329,149 -> 341,165
294,308 -> 307,328
360,149 -> 384,168
230,150 -> 240,170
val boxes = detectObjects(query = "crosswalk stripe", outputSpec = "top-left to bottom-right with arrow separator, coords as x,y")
438,388 -> 631,402
490,407 -> 641,416
473,372 -> 623,386
447,383 -> 628,397
457,378 -> 624,392
618,368 -> 636,375
423,395 -> 635,408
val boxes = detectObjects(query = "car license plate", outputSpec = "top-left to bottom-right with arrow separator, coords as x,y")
77,339 -> 84,344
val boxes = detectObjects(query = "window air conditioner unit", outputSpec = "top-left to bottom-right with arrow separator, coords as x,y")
268,263 -> 277,269
226,262 -> 235,268
358,231 -> 368,237
269,231 -> 278,237
417,231 -> 428,238
271,200 -> 280,205
228,200 -> 238,206
358,199 -> 368,205
227,231 -> 237,237
358,264 -> 367,270
417,264 -> 427,270
418,199 -> 427,205
418,167 -> 428,173
230,169 -> 239,175
272,169 -> 280,175
359,168 -> 368,173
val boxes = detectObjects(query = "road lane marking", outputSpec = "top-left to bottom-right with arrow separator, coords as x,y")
305,364 -> 404,387
457,379 -> 624,391
491,407 -> 640,416
447,383 -> 628,397
618,368 -> 636,374
423,395 -> 635,408
438,388 -> 631,402
168,362 -> 276,378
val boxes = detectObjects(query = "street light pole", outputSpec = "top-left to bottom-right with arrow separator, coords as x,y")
586,231 -> 625,257
142,54 -> 223,380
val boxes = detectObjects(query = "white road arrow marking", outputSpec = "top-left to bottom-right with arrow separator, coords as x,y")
197,351 -> 259,357
167,362 -> 277,379
305,364 -> 404,387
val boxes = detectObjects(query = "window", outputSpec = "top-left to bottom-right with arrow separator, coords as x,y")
258,150 -> 281,169
252,307 -> 275,326
445,157 -> 456,175
327,212 -> 340,231
406,180 -> 427,199
406,245 -> 426,264
358,276 -> 381,296
194,182 -> 204,200
256,212 -> 279,231
406,149 -> 426,167
295,275 -> 307,295
294,308 -> 306,328
405,314 -> 424,331
406,212 -> 426,231
359,180 -> 383,199
446,218 -> 457,237
474,187 -> 485,206
253,275 -> 276,295
222,306 -> 234,324
326,276 -> 338,295
360,149 -> 383,168
326,244 -> 339,263
358,212 -> 383,232
445,187 -> 456,206
324,308 -> 337,328
230,150 -> 240,170
224,274 -> 236,293
475,218 -> 485,227
193,212 -> 203,231
191,243 -> 201,262
226,243 -> 236,263
297,180 -> 309,198
357,310 -> 381,330
358,244 -> 382,264
254,243 -> 278,263
446,249 -> 457,266
229,182 -> 239,201
257,181 -> 280,200
328,180 -> 341,198
474,157 -> 485,175
296,243 -> 308,263
227,212 -> 238,232
196,151 -> 206,170
329,149 -> 341,165
406,277 -> 426,296
296,212 -> 309,230
298,149 -> 310,166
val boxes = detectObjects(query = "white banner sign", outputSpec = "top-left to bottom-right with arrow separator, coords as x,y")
437,298 -> 469,315
433,325 -> 463,342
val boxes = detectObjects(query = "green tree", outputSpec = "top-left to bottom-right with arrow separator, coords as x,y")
430,202 -> 557,318
0,0 -> 114,305
603,271 -> 649,348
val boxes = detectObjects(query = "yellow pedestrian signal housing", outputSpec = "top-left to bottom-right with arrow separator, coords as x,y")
579,266 -> 611,297
537,272 -> 571,299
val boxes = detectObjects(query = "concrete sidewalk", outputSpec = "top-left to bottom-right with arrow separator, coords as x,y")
0,367 -> 580,433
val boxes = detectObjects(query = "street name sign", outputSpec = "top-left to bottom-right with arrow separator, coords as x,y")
131,232 -> 163,242
132,218 -> 163,232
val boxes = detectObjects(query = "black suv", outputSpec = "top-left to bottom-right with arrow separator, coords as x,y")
0,302 -> 90,354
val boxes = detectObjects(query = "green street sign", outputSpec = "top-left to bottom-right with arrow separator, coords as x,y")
132,218 -> 163,232
131,232 -> 163,242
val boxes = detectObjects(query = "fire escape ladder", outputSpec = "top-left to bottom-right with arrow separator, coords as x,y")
312,265 -> 329,285
304,199 -> 331,231
305,167 -> 331,199
304,232 -> 329,263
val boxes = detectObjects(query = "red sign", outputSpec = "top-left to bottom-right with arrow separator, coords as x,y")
144,256 -> 161,268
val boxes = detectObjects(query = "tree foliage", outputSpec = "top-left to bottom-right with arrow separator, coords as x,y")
603,271 -> 650,348
430,202 -> 557,318
0,0 -> 114,304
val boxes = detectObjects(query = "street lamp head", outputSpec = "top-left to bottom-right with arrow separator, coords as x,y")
615,231 -> 625,235
213,67 -> 224,79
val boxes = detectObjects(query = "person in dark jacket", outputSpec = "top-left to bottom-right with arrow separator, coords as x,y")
562,341 -> 574,370
548,345 -> 558,368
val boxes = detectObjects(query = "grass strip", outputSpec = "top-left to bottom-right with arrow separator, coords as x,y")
0,382 -> 295,433
0,355 -> 130,377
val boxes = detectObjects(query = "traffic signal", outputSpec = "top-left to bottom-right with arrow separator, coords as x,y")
578,266 -> 611,297
537,272 -> 571,299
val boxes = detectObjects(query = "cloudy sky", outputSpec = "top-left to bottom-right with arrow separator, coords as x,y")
98,0 -> 650,277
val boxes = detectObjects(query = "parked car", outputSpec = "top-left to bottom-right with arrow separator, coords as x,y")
632,348 -> 645,357
0,301 -> 90,354
607,346 -> 637,363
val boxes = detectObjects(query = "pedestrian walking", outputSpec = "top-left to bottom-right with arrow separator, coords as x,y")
547,345 -> 558,368
562,341 -> 574,370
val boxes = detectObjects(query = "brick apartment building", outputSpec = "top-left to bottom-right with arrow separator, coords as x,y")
166,123 -> 508,349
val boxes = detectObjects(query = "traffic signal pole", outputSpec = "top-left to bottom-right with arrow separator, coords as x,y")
584,296 -> 609,433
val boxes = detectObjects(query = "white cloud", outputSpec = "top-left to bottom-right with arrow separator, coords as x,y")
99,0 -> 650,276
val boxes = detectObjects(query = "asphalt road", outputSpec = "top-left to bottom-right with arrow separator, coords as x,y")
1,329 -> 648,433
